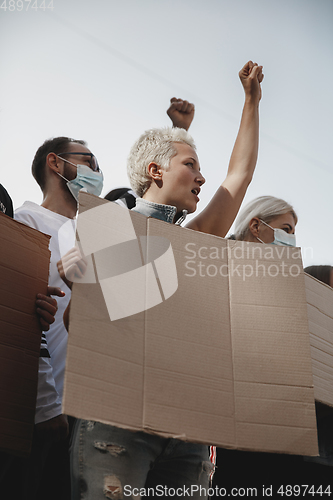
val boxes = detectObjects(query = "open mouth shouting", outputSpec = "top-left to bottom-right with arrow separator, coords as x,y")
191,187 -> 200,201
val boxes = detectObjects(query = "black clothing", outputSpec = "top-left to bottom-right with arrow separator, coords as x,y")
0,184 -> 14,218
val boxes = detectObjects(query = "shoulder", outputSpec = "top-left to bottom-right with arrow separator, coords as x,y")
15,201 -> 64,224
15,201 -> 41,217
15,201 -> 44,228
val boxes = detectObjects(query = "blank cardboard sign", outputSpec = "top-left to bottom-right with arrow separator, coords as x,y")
64,193 -> 318,456
305,273 -> 333,407
0,213 -> 50,456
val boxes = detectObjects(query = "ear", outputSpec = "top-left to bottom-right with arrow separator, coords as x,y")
46,152 -> 61,174
147,162 -> 164,181
249,217 -> 261,238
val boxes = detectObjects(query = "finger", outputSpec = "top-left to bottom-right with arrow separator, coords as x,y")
65,264 -> 82,278
76,260 -> 88,274
180,100 -> 189,112
63,264 -> 86,282
63,249 -> 84,262
183,101 -> 194,114
59,248 -> 83,265
246,60 -> 254,72
61,254 -> 86,270
63,246 -> 82,256
170,97 -> 178,104
257,67 -> 264,83
169,101 -> 179,111
173,101 -> 185,111
37,308 -> 55,323
38,317 -> 50,331
167,101 -> 182,113
249,63 -> 261,79
73,268 -> 85,279
187,103 -> 195,114
239,60 -> 252,79
74,261 -> 88,277
61,255 -> 84,269
61,253 -> 83,264
37,294 -> 58,306
46,286 -> 65,298
36,308 -> 56,327
36,298 -> 57,315
63,261 -> 86,279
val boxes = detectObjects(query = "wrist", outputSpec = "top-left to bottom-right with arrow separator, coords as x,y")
244,95 -> 260,108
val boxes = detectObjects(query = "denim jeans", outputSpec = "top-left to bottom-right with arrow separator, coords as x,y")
71,420 -> 214,499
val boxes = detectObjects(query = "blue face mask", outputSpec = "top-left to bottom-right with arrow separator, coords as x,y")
57,160 -> 104,202
258,219 -> 296,247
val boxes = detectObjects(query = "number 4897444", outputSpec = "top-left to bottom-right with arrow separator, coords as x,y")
0,0 -> 54,11
277,485 -> 331,497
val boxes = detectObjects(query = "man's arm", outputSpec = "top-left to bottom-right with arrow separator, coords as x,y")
186,61 -> 263,237
167,97 -> 195,131
14,209 -> 69,440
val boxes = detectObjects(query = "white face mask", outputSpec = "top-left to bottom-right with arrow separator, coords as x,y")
257,219 -> 296,247
57,157 -> 104,202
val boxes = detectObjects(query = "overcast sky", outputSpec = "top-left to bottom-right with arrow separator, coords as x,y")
1,0 -> 332,267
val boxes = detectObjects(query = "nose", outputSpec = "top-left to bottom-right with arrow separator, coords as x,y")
196,172 -> 205,186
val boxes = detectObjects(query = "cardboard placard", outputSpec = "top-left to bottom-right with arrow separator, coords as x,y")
0,213 -> 50,456
63,193 -> 318,456
305,273 -> 333,407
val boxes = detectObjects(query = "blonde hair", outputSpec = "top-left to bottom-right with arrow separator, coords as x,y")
127,127 -> 196,197
234,196 -> 298,240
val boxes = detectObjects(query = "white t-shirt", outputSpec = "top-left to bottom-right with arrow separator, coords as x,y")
15,201 -> 75,422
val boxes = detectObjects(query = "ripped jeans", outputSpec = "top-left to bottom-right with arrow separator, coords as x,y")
71,420 -> 214,499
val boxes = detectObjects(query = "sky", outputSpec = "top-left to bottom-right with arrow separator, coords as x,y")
0,0 -> 332,267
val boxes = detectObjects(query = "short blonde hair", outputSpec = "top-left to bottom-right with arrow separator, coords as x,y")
234,196 -> 298,240
127,127 -> 196,198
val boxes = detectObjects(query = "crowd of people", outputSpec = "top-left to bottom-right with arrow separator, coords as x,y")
0,60 -> 332,499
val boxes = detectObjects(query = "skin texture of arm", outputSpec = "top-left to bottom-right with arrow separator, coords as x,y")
186,61 -> 263,237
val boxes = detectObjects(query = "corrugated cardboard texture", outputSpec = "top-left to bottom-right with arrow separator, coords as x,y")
305,273 -> 333,406
0,213 -> 50,456
64,193 -> 318,455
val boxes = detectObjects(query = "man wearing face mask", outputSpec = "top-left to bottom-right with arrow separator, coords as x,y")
14,137 -> 103,500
